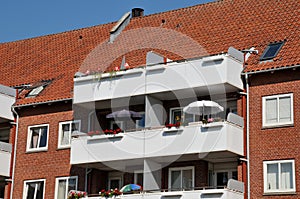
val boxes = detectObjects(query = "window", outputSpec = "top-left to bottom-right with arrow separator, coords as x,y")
214,170 -> 237,187
136,112 -> 145,129
169,107 -> 182,124
23,179 -> 45,199
110,121 -> 124,130
55,176 -> 77,199
170,107 -> 195,125
134,170 -> 143,186
27,124 -> 49,152
263,160 -> 295,193
109,177 -> 122,190
260,42 -> 284,61
58,121 -> 80,148
168,166 -> 194,190
262,93 -> 293,127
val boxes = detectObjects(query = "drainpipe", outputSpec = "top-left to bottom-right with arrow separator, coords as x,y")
245,73 -> 250,199
241,48 -> 257,199
9,106 -> 19,199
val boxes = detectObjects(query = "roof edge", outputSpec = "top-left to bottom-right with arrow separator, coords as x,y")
13,98 -> 73,108
242,64 -> 300,75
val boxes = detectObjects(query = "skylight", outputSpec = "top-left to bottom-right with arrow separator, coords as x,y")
260,42 -> 284,61
27,86 -> 44,97
25,80 -> 52,98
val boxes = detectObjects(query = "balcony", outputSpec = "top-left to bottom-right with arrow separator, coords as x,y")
86,179 -> 244,199
0,84 -> 15,122
0,141 -> 12,177
70,117 -> 243,165
73,54 -> 243,104
88,190 -> 243,199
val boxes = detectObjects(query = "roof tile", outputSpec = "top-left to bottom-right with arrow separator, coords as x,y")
0,0 -> 299,105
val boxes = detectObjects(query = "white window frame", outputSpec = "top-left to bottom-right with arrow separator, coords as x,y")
58,120 -> 81,149
263,160 -> 296,193
26,124 -> 49,152
168,166 -> 195,190
23,179 -> 46,199
262,93 -> 293,128
54,176 -> 78,199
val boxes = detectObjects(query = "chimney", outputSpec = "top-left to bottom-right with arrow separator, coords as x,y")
132,8 -> 144,18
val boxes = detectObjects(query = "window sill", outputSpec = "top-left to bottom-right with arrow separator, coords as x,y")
57,145 -> 71,150
26,148 -> 48,153
262,123 -> 294,129
263,191 -> 296,196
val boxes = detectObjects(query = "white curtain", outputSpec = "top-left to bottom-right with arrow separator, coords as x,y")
281,163 -> 293,189
57,180 -> 66,199
31,129 -> 39,148
266,98 -> 277,123
279,97 -> 291,122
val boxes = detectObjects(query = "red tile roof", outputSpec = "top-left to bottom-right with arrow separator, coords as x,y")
0,0 -> 299,106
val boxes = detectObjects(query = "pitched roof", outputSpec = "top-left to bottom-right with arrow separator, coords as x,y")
0,0 -> 299,106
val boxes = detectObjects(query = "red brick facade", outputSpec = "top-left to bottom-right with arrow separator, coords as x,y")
11,102 -> 85,198
248,69 -> 300,198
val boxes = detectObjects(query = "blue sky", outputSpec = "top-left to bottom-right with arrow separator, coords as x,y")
0,0 -> 212,43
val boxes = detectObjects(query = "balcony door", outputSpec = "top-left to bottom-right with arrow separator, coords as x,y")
213,169 -> 237,187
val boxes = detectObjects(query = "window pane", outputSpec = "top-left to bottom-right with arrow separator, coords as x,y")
266,98 -> 277,123
184,113 -> 194,124
171,109 -> 182,124
171,170 -> 181,190
26,183 -> 36,199
72,122 -> 80,132
217,172 -> 228,187
279,97 -> 291,123
36,181 -> 44,199
30,129 -> 39,148
61,124 -> 70,146
136,173 -> 143,186
68,178 -> 77,192
232,171 -> 238,180
26,181 -> 44,199
39,127 -> 48,147
110,179 -> 120,189
267,164 -> 279,190
182,169 -> 193,189
57,180 -> 66,199
281,163 -> 293,189
136,113 -> 145,129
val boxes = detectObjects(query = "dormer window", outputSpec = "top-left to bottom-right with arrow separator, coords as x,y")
260,42 -> 284,61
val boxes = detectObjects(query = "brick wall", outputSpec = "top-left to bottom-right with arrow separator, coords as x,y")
248,70 -> 300,198
11,102 -> 85,198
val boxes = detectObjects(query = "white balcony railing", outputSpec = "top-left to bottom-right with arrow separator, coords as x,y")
87,189 -> 244,199
0,141 -> 12,177
0,84 -> 16,121
73,55 -> 243,104
71,121 -> 243,165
